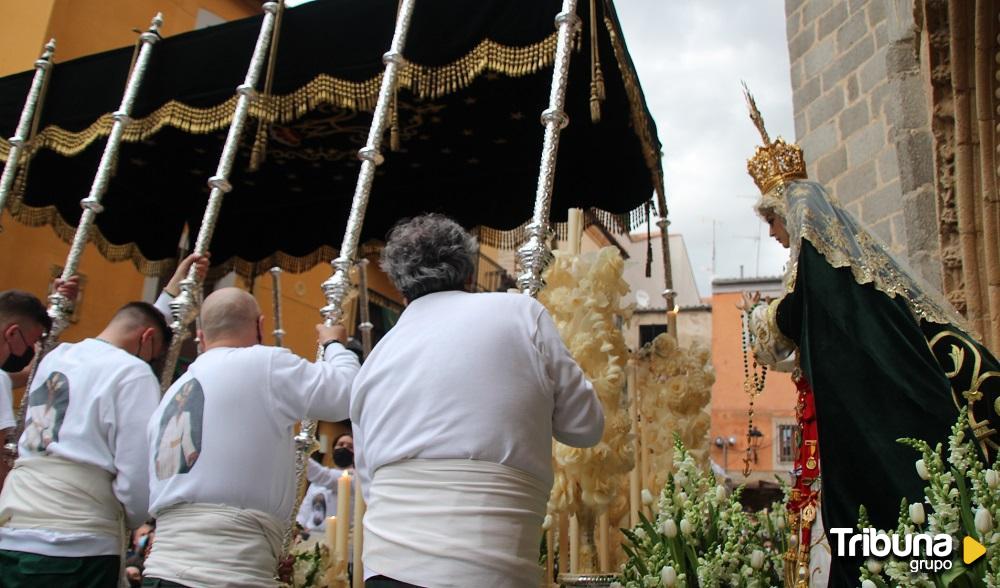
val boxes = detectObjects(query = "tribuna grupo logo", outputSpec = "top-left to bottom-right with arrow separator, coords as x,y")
830,527 -> 984,573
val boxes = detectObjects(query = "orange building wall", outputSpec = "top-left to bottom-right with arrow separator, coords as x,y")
0,0 -> 58,75
710,290 -> 797,483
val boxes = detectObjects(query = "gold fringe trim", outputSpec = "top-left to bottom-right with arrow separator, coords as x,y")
475,203 -> 646,250
603,15 -> 665,201
0,34 -> 560,160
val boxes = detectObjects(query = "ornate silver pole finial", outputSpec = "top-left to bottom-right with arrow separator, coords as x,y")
160,2 -> 282,391
655,209 -> 677,335
0,39 -> 57,232
516,0 -> 581,297
270,266 -> 285,347
285,0 -> 417,558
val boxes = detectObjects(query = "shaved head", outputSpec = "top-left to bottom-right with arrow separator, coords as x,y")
200,288 -> 261,343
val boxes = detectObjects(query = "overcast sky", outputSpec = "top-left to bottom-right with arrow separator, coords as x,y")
284,0 -> 794,297
615,0 -> 794,297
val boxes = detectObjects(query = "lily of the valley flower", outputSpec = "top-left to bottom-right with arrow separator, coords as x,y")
660,565 -> 677,586
866,559 -> 883,574
750,549 -> 765,569
680,518 -> 694,535
662,519 -> 678,538
909,503 -> 926,525
641,489 -> 654,506
915,459 -> 930,481
985,469 -> 999,489
715,485 -> 726,502
975,507 -> 993,534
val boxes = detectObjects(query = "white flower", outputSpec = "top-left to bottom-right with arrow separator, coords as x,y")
634,527 -> 647,540
975,507 -> 993,534
866,559 -> 883,574
609,583 -> 623,588
675,472 -> 688,486
985,469 -> 999,489
662,519 -> 678,538
862,580 -> 877,588
715,485 -> 727,502
660,565 -> 677,586
542,514 -> 553,530
916,459 -> 930,480
909,503 -> 926,525
680,518 -> 694,535
774,515 -> 786,530
641,489 -> 654,505
750,549 -> 765,569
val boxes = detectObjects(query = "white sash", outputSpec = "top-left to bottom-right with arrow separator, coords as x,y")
0,454 -> 124,541
364,459 -> 549,588
142,502 -> 284,588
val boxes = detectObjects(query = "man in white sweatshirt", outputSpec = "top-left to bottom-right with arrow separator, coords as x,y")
143,288 -> 359,588
0,300 -> 172,587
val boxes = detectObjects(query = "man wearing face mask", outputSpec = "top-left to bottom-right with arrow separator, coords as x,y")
296,433 -> 355,535
0,300 -> 171,586
143,288 -> 359,588
0,280 -> 79,457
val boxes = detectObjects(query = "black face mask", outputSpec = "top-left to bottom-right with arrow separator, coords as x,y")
3,330 -> 34,373
332,447 -> 354,468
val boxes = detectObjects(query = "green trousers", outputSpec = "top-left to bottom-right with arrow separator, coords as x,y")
0,549 -> 119,588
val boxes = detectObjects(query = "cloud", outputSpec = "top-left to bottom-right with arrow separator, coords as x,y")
615,0 -> 795,294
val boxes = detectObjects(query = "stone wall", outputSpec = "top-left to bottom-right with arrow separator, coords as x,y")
785,0 -> 943,288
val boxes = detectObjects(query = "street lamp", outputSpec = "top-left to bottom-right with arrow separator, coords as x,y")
714,435 -> 737,471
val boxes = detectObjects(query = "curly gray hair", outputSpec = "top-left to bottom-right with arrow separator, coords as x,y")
380,214 -> 478,301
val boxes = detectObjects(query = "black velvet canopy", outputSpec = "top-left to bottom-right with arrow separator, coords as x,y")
0,0 -> 663,277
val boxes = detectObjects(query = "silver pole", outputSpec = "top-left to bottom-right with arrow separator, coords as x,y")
0,39 -> 56,231
160,1 -> 282,391
7,17 -> 162,455
516,0 -> 581,297
285,0 -> 417,556
47,15 -> 163,338
270,266 -> 285,347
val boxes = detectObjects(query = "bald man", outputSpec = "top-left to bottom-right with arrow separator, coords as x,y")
143,288 -> 359,588
0,301 -> 171,587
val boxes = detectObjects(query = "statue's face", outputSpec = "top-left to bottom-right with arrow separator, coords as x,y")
763,211 -> 790,249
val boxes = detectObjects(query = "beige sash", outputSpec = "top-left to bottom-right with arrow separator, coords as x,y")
142,502 -> 284,588
364,459 -> 549,588
0,455 -> 124,541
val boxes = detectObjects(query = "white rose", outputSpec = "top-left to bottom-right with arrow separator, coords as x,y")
915,459 -> 930,481
985,469 -> 999,489
750,549 -> 765,569
680,518 -> 694,535
975,507 -> 993,534
862,580 -> 877,588
641,489 -> 654,505
909,503 -> 926,525
866,559 -> 883,574
660,565 -> 677,586
662,519 -> 678,538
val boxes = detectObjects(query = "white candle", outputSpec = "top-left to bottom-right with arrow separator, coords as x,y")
335,471 -> 351,576
567,208 -> 583,255
352,474 -> 365,588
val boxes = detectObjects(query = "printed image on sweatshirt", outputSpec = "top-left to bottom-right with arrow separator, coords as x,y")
24,372 -> 70,452
155,378 -> 204,480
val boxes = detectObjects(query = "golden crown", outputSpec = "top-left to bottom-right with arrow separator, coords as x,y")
743,84 -> 807,194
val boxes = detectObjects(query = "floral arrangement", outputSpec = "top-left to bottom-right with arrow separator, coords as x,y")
279,535 -> 332,588
540,246 -> 637,564
857,416 -> 999,587
618,438 -> 787,588
634,334 -> 714,496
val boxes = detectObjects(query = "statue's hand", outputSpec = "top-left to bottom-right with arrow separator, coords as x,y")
736,291 -> 761,312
